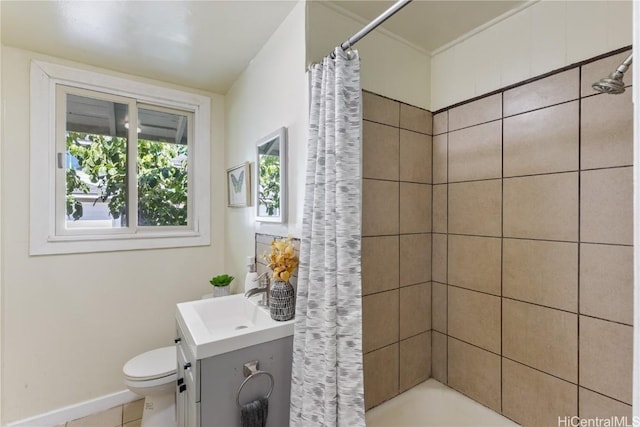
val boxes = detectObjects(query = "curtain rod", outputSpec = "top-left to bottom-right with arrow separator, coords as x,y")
330,0 -> 413,58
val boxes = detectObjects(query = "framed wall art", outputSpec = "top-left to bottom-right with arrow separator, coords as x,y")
227,162 -> 251,207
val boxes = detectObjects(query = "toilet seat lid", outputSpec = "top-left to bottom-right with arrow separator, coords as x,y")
123,346 -> 176,381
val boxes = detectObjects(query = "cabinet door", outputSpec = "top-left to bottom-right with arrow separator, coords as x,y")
176,344 -> 187,427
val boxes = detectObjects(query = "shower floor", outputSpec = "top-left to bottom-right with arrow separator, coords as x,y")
366,379 -> 519,427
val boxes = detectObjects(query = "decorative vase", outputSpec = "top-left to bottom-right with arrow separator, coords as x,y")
213,285 -> 231,298
269,280 -> 295,321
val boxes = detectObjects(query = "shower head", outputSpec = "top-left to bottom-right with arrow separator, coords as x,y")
592,53 -> 633,94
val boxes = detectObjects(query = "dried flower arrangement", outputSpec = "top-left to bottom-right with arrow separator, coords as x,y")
264,237 -> 299,282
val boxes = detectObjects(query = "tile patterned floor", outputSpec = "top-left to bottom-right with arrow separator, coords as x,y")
56,399 -> 144,427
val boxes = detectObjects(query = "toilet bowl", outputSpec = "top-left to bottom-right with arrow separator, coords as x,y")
123,346 -> 177,427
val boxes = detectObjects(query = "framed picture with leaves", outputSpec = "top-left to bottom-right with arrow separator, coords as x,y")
226,162 -> 251,207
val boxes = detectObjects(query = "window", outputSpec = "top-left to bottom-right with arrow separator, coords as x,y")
30,61 -> 211,255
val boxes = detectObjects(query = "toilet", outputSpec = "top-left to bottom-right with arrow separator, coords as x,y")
123,346 -> 177,427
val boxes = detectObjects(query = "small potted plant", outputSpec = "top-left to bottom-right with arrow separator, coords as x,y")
209,274 -> 234,298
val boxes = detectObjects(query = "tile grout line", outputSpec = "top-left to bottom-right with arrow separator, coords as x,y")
577,63 -> 582,418
445,109 -> 449,385
500,90 -> 504,415
396,105 -> 401,399
430,110 -> 435,381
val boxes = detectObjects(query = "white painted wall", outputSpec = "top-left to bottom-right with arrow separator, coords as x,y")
224,1 -> 308,288
632,0 -> 639,419
306,1 -> 430,110
0,46 -> 226,424
431,0 -> 633,110
0,6 -> 4,424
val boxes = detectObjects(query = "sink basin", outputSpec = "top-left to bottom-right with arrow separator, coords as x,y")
176,294 -> 295,360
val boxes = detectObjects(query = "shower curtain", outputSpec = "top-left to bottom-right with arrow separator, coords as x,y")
289,47 -> 365,427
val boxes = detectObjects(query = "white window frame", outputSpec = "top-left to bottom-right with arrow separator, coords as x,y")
30,60 -> 211,255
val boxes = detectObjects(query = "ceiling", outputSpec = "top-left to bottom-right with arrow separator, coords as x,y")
2,1 -> 525,94
0,1 -> 297,94
324,0 -> 525,54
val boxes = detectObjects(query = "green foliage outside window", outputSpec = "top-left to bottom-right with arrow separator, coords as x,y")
258,154 -> 280,216
65,132 -> 188,226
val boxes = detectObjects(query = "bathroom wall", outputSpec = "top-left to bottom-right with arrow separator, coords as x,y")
431,49 -> 634,426
224,1 -> 308,288
0,46 -> 226,424
306,2 -> 430,110
361,91 -> 432,409
430,0 -> 633,110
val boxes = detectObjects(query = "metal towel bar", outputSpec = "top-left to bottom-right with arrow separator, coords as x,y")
236,360 -> 274,408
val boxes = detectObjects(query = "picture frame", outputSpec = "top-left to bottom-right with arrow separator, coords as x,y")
226,162 -> 251,207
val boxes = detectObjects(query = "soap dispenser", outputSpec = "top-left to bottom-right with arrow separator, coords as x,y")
244,256 -> 258,293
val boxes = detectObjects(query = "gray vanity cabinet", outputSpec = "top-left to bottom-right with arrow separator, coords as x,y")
176,323 -> 293,427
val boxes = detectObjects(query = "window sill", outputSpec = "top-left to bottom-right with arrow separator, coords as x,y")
30,231 -> 210,256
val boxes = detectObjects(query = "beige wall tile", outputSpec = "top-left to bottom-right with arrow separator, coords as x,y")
579,387 -> 632,420
400,103 -> 432,135
363,121 -> 399,181
432,184 -> 447,233
448,337 -> 501,412
433,134 -> 448,184
67,406 -> 123,427
448,235 -> 501,296
400,234 -> 430,286
433,111 -> 448,135
579,316 -> 633,404
123,399 -> 144,423
399,332 -> 431,392
400,130 -> 431,183
504,68 -> 579,116
581,167 -> 633,245
363,179 -> 399,236
504,173 -> 578,241
362,236 -> 399,296
432,234 -> 447,283
502,359 -> 577,426
363,290 -> 399,353
124,420 -> 142,427
504,101 -> 579,176
580,243 -> 633,325
431,331 -> 447,384
448,287 -> 501,353
449,179 -> 502,237
363,91 -> 399,127
431,283 -> 447,333
503,299 -> 577,382
503,239 -> 578,312
581,50 -> 633,97
581,90 -> 633,170
400,282 -> 431,339
449,121 -> 502,182
400,183 -> 431,234
449,93 -> 501,131
364,344 -> 399,410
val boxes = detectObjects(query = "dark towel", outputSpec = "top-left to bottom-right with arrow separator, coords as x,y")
241,397 -> 269,427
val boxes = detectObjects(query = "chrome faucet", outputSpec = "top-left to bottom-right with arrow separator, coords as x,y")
244,272 -> 270,306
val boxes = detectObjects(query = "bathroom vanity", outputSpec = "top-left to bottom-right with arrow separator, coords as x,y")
175,294 -> 295,427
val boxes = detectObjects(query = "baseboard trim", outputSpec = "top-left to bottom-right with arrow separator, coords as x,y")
4,390 -> 140,427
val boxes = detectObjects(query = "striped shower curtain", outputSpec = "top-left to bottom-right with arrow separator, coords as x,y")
289,47 -> 365,427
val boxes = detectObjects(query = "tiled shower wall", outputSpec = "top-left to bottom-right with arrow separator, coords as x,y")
361,92 -> 433,409
360,48 -> 634,423
431,48 -> 634,426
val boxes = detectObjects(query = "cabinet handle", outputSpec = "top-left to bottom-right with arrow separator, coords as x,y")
177,378 -> 184,386
183,362 -> 191,369
179,384 -> 186,393
174,338 -> 181,343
